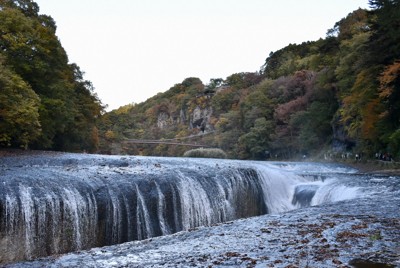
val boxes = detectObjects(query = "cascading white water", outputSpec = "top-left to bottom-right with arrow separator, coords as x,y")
255,162 -> 360,213
176,169 -> 214,229
63,189 -> 82,248
255,164 -> 300,213
1,182 -> 99,261
0,155 -> 363,264
311,181 -> 360,205
155,182 -> 169,236
18,185 -> 34,258
59,187 -> 98,251
135,184 -> 153,240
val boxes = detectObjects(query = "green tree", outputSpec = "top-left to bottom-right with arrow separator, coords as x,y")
0,57 -> 41,147
291,100 -> 336,153
0,1 -> 103,151
0,0 -> 40,17
215,111 -> 242,157
238,117 -> 273,159
368,0 -> 400,65
57,64 -> 103,152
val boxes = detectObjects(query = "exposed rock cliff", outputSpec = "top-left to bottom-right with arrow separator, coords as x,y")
156,105 -> 214,133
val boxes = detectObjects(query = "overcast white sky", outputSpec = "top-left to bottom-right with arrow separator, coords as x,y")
34,0 -> 369,111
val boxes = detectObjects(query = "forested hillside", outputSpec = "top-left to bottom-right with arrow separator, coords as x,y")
0,0 -> 103,152
98,0 -> 400,160
1,0 -> 399,160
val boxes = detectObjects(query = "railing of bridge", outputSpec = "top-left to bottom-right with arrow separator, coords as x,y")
123,131 -> 215,148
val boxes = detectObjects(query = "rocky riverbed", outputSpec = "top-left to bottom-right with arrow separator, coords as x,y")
1,151 -> 400,267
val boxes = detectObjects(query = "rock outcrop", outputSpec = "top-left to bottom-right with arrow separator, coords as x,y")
156,105 -> 214,133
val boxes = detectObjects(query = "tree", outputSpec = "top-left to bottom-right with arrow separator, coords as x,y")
0,57 -> 41,148
238,117 -> 273,159
215,111 -> 242,157
56,64 -> 103,152
376,61 -> 400,154
0,2 -> 104,151
291,100 -> 336,153
368,0 -> 400,65
0,0 -> 40,17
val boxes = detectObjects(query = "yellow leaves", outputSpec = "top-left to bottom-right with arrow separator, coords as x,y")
175,129 -> 190,139
352,70 -> 372,95
115,104 -> 134,115
145,107 -> 156,119
340,61 -> 400,142
0,133 -> 11,146
215,117 -> 229,130
175,93 -> 186,103
104,130 -> 116,140
193,95 -> 208,109
339,68 -> 377,139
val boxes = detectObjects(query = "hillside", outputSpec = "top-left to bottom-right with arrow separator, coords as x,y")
1,1 -> 399,160
98,2 -> 400,160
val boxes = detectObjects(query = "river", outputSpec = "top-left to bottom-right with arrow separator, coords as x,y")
0,152 -> 399,267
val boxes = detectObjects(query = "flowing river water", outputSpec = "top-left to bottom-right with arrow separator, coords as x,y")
0,152 -> 399,267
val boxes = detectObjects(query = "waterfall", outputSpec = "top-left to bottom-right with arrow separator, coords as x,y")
0,154 -> 360,264
135,184 -> 153,240
154,182 -> 169,236
19,186 -> 34,258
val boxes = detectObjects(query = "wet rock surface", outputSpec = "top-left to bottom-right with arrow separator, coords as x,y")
0,153 -> 269,263
1,152 -> 399,267
8,193 -> 400,268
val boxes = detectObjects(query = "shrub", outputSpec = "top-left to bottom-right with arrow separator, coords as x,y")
183,148 -> 227,159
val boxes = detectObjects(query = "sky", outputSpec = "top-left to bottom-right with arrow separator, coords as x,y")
34,0 -> 370,111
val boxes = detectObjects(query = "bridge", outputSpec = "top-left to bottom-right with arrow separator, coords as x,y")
123,139 -> 211,148
123,131 -> 215,148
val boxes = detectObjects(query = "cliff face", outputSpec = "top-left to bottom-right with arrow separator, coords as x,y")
156,106 -> 213,132
98,77 -> 222,156
190,106 -> 214,132
157,112 -> 174,129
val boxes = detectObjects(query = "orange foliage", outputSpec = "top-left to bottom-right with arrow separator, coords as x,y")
379,61 -> 400,98
361,98 -> 380,140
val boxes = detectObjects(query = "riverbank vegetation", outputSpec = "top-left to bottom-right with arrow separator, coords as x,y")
2,0 -> 399,161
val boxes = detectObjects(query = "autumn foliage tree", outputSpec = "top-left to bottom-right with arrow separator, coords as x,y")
0,0 -> 103,151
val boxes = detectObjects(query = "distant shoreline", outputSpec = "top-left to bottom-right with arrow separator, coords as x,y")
336,159 -> 400,176
0,148 -> 63,157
